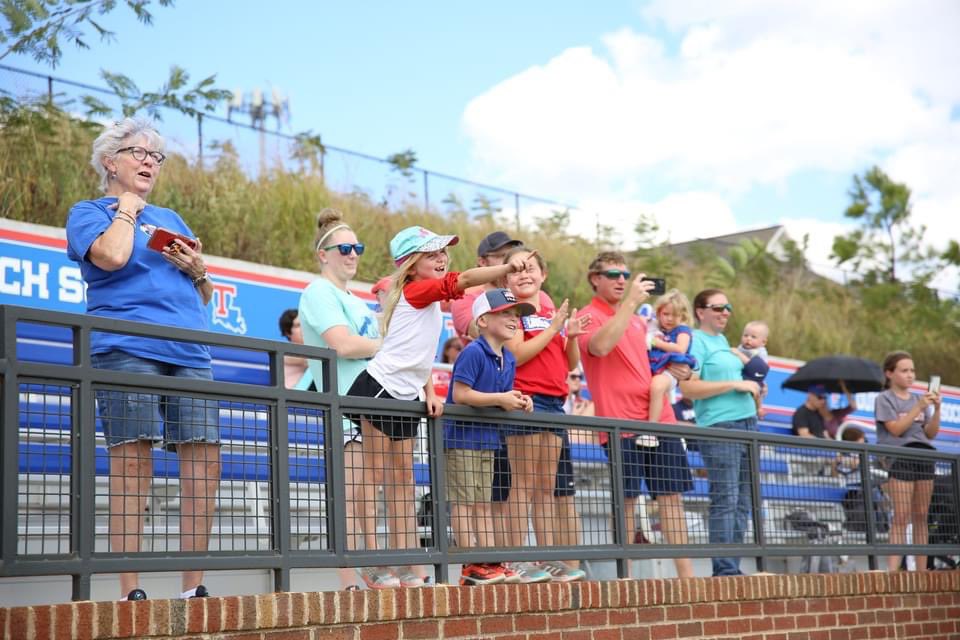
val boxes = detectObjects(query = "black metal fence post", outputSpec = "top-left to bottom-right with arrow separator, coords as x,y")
860,448 -> 879,570
748,437 -> 766,573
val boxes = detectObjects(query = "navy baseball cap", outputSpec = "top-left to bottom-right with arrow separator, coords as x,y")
742,356 -> 770,384
808,383 -> 828,398
472,288 -> 536,321
477,231 -> 522,257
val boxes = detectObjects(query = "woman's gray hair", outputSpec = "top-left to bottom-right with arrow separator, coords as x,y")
90,118 -> 165,193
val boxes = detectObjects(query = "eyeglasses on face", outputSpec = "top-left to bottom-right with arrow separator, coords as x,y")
700,303 -> 733,313
596,269 -> 631,280
323,243 -> 365,256
117,146 -> 166,165
567,373 -> 583,380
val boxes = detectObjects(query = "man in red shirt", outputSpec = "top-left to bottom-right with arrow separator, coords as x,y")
577,251 -> 694,578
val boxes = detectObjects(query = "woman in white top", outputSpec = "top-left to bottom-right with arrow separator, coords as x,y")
298,208 -> 382,588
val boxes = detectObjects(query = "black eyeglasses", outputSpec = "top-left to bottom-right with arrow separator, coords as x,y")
323,243 -> 365,256
596,269 -> 631,280
567,373 -> 583,380
700,303 -> 733,313
117,146 -> 166,165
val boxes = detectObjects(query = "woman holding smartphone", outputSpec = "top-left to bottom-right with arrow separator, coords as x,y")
66,118 -> 218,601
875,351 -> 942,571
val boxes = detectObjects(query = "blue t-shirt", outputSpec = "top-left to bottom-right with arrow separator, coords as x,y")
443,335 -> 516,450
65,197 -> 210,368
689,330 -> 756,426
298,277 -> 380,396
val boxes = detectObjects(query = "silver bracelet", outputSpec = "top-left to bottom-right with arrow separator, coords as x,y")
192,271 -> 209,288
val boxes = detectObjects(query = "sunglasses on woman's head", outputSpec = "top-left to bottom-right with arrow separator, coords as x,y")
323,243 -> 365,256
597,269 -> 631,280
701,303 -> 733,313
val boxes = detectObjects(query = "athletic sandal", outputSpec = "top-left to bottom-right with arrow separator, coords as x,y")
357,566 -> 400,589
395,566 -> 426,587
503,561 -> 551,583
537,560 -> 586,583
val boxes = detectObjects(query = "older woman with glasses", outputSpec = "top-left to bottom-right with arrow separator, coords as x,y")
678,288 -> 761,577
65,118 -> 220,601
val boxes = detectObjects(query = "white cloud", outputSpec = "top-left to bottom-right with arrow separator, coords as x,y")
461,0 -> 960,288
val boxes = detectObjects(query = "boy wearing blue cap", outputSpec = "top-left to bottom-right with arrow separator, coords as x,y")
445,289 -> 535,585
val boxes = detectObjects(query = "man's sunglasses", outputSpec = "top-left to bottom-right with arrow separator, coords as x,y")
323,243 -> 365,256
596,269 -> 631,280
700,303 -> 733,313
568,373 -> 583,380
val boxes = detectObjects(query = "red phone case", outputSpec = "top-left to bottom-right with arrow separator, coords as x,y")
147,227 -> 197,253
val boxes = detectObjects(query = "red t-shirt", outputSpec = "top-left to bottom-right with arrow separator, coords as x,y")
513,311 -> 569,398
576,296 -> 675,444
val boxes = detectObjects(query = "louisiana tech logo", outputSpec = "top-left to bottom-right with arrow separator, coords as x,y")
211,282 -> 248,334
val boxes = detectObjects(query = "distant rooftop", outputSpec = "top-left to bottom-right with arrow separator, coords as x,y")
665,225 -> 786,261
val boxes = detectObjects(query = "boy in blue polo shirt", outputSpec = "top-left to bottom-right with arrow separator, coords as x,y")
445,288 -> 535,585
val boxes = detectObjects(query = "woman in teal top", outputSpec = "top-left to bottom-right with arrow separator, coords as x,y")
298,208 -> 383,588
679,288 -> 760,577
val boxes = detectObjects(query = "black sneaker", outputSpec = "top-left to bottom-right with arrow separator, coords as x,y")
126,588 -> 148,601
192,585 -> 210,598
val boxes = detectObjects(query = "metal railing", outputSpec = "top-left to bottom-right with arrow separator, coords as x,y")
2,304 -> 959,601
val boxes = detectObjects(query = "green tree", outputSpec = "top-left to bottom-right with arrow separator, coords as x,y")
830,166 -> 950,285
1,0 -> 172,66
2,0 -> 230,123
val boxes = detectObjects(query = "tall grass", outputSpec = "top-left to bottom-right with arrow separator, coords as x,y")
2,98 -> 958,382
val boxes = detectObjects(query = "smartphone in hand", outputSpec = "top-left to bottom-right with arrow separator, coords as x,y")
147,228 -> 197,254
928,375 -> 941,395
642,277 -> 667,296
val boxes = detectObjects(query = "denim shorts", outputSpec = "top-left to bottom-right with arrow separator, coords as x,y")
603,435 -> 693,499
502,393 -> 565,435
92,350 -> 220,450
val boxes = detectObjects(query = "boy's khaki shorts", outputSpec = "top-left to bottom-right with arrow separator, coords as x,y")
445,448 -> 494,504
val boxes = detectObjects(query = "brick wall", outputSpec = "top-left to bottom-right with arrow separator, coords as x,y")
3,572 -> 959,640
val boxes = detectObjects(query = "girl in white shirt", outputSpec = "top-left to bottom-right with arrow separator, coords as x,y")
347,225 -> 531,587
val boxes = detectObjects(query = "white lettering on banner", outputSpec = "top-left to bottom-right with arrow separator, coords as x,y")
1,257 -> 51,299
21,260 -> 50,299
0,256 -> 19,295
58,266 -> 86,304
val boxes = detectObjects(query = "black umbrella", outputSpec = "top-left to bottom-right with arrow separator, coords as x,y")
782,355 -> 884,394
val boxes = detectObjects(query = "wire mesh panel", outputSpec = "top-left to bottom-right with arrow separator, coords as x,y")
287,405 -> 327,551
690,431 -> 759,549
758,442 -> 850,547
90,386 -> 251,558
619,427 -> 702,549
341,402 -> 432,588
17,382 -> 74,556
211,401 -> 273,551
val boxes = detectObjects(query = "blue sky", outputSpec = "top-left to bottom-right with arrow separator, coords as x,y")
5,1 -> 959,288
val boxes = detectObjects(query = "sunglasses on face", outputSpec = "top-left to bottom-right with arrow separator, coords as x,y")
323,243 -> 365,256
700,303 -> 733,313
568,374 -> 583,380
117,146 -> 166,165
597,269 -> 631,280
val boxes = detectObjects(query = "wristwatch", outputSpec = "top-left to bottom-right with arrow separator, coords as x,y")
192,271 -> 209,288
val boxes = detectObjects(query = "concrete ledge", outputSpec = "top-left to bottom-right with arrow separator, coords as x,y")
2,571 -> 959,639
